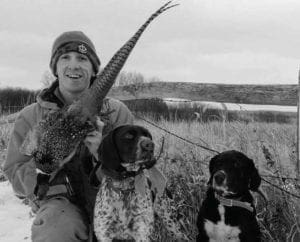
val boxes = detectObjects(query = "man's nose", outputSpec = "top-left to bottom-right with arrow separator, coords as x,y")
68,57 -> 80,69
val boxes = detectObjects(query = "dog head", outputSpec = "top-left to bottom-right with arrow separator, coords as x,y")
208,150 -> 261,197
99,125 -> 155,173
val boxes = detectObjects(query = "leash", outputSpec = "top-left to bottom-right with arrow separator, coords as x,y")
137,114 -> 300,200
135,114 -> 220,155
261,177 -> 300,199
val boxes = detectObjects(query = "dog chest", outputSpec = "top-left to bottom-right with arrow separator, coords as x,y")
204,205 -> 241,242
93,177 -> 154,240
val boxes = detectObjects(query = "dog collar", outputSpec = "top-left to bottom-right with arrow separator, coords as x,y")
215,193 -> 254,213
101,167 -> 141,180
100,158 -> 157,181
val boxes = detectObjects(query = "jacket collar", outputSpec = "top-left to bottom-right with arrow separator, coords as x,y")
36,80 -> 65,110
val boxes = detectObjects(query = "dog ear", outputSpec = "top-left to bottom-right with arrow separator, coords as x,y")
208,155 -> 219,185
209,155 -> 218,174
98,128 -> 124,171
249,161 -> 261,191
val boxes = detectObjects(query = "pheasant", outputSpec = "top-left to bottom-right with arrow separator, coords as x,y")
22,1 -> 179,175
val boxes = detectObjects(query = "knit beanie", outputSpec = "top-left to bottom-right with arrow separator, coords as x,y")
50,31 -> 101,76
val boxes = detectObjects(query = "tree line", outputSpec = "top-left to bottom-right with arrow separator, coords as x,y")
0,70 -> 158,114
0,88 -> 296,124
124,99 -> 296,124
0,69 -> 296,124
0,87 -> 38,113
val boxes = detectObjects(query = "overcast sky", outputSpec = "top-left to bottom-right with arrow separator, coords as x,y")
0,0 -> 300,90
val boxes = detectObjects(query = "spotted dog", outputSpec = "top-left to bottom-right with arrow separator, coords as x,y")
93,125 -> 186,241
197,150 -> 261,242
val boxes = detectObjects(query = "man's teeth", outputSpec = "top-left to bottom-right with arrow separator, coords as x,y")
67,74 -> 81,78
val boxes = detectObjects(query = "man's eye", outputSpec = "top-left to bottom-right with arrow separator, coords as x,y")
60,55 -> 69,60
78,55 -> 88,61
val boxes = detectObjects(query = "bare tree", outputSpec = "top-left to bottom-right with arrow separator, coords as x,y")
116,70 -> 146,86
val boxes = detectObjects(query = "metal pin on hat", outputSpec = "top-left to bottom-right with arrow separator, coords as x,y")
78,44 -> 87,54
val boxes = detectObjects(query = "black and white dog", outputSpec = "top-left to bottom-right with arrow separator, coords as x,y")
197,150 -> 261,242
93,125 -> 186,241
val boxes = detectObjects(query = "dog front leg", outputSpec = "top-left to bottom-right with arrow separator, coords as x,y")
130,199 -> 154,242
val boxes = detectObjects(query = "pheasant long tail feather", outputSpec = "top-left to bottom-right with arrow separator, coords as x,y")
76,1 -> 179,115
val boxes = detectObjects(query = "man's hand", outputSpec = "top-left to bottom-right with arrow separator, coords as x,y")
84,117 -> 104,161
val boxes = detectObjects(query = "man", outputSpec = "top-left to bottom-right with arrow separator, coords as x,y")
3,31 -> 134,241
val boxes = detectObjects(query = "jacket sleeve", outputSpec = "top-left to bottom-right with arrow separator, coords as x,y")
3,106 -> 39,198
106,98 -> 134,128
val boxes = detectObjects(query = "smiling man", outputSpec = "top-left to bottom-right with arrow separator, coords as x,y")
55,51 -> 94,102
50,31 -> 101,104
3,31 -> 134,242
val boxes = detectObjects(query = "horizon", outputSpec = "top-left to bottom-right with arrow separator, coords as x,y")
0,78 -> 298,92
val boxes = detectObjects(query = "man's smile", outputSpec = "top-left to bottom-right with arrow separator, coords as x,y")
66,73 -> 82,79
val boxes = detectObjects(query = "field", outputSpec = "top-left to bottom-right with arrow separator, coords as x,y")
0,112 -> 299,241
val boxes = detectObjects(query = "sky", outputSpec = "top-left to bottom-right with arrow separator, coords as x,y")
0,0 -> 300,90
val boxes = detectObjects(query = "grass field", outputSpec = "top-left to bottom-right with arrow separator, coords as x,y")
0,113 -> 299,241
136,115 -> 300,241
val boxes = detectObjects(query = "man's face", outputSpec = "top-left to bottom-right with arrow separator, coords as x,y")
56,51 -> 94,95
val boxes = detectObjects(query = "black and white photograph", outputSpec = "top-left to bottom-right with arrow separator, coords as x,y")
0,0 -> 299,241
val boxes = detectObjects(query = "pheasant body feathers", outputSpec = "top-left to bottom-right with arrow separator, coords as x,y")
33,109 -> 95,174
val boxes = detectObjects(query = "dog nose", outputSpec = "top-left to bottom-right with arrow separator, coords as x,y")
140,139 -> 154,152
214,171 -> 226,185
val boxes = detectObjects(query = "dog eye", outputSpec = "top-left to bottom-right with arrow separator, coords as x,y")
124,133 -> 134,139
142,131 -> 151,139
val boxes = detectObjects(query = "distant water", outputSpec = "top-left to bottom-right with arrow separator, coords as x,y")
163,98 -> 297,113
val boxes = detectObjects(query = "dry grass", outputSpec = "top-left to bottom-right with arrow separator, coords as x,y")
0,114 -> 14,181
0,112 -> 299,241
136,115 -> 300,241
